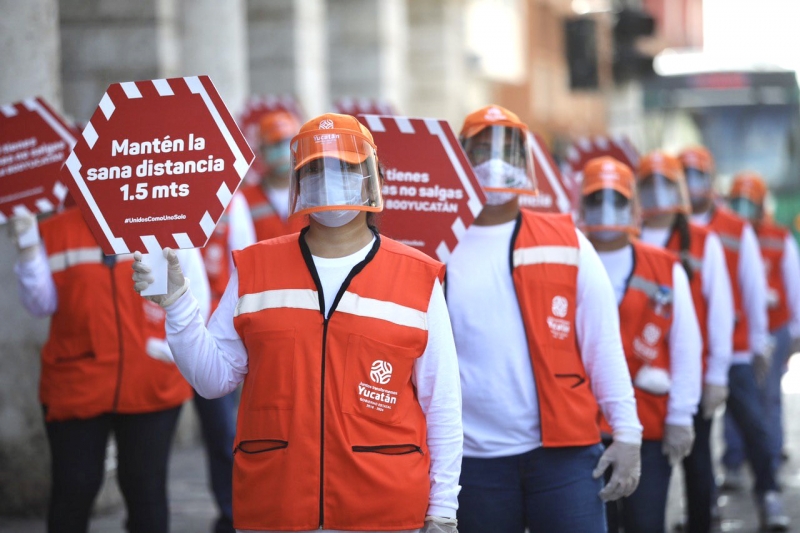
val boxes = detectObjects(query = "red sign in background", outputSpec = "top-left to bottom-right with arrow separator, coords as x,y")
238,95 -> 304,186
0,98 -> 78,222
519,132 -> 573,214
63,76 -> 254,255
335,98 -> 397,117
563,135 -> 641,213
358,115 -> 485,262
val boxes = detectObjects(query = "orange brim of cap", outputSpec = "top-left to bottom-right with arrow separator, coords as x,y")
294,150 -> 368,170
462,122 -> 525,139
582,180 -> 632,199
292,129 -> 374,170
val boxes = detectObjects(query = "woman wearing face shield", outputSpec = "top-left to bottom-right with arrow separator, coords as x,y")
449,106 -> 642,533
579,156 -> 702,533
635,151 -> 734,533
131,113 -> 463,533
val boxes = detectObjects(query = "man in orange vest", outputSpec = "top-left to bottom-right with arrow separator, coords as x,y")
9,207 -> 209,533
240,110 -> 307,241
449,106 -> 642,533
580,156 -> 702,532
680,147 -> 789,529
726,171 -> 800,478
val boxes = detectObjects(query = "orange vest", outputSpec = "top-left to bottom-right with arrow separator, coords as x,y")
756,221 -> 791,331
38,208 -> 192,422
241,184 -> 306,242
615,241 -> 676,441
511,210 -> 602,447
230,230 -> 443,531
709,208 -> 750,352
666,222 -> 710,374
200,214 -> 230,315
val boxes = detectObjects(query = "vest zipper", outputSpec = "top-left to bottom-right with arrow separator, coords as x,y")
109,265 -> 125,412
319,317 -> 329,529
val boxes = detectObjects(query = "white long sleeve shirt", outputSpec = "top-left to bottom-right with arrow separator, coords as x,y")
640,227 -> 734,386
226,191 -> 257,256
693,212 -> 770,363
447,221 -> 642,459
163,239 -> 463,526
597,245 -> 702,428
780,234 -> 800,338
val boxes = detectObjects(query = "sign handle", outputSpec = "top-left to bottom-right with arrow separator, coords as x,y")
139,237 -> 168,296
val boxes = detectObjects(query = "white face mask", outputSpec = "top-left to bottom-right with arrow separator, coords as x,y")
310,209 -> 359,228
473,159 -> 527,206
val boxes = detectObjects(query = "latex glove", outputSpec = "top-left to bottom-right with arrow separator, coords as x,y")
420,516 -> 458,533
132,248 -> 188,307
662,424 -> 694,465
7,213 -> 40,261
753,352 -> 771,386
701,384 -> 729,420
592,440 -> 641,502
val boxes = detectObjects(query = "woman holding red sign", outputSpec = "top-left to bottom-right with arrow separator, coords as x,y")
132,113 -> 463,533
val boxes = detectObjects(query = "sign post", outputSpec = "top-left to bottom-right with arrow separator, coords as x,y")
0,97 -> 78,244
62,75 -> 254,294
358,115 -> 485,262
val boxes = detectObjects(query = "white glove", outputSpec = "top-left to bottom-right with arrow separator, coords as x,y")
701,384 -> 728,420
662,424 -> 694,465
753,352 -> 771,386
592,440 -> 641,502
132,248 -> 189,307
7,213 -> 40,261
420,516 -> 458,533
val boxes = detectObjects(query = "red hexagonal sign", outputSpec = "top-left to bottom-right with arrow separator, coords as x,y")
63,76 -> 254,256
519,132 -> 573,214
0,97 -> 78,223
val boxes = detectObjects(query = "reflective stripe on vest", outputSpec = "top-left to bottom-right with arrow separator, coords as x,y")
679,251 -> 703,272
718,234 -> 740,251
513,245 -> 581,268
250,202 -> 276,221
236,288 -> 428,330
629,275 -> 674,304
48,247 -> 103,273
759,236 -> 785,251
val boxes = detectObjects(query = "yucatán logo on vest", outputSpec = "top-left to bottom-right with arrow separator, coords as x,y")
547,295 -> 571,339
358,359 -> 398,413
633,322 -> 661,362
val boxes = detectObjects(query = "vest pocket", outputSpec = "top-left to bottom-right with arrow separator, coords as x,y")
352,444 -> 422,455
236,439 -> 289,454
341,334 -> 418,426
243,328 -> 296,410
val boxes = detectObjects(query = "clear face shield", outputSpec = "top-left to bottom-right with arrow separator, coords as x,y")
637,173 -> 690,217
684,167 -> 713,209
461,125 -> 536,204
729,196 -> 763,223
289,131 -> 382,221
581,189 -> 638,238
261,139 -> 292,178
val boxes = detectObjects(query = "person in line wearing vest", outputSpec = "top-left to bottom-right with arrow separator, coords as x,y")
449,106 -> 642,533
131,113 -> 462,533
240,110 -> 307,241
635,151 -> 733,533
196,190 -> 256,533
8,206 -> 210,533
680,147 -> 790,530
725,172 -> 800,481
580,156 -> 702,533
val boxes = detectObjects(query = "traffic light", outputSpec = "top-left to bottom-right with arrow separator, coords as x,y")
613,8 -> 655,82
565,18 -> 599,90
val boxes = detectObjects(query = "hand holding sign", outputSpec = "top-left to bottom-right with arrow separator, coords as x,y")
63,76 -> 254,295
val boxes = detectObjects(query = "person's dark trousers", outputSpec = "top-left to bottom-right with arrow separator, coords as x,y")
682,412 -> 715,533
605,440 -> 671,533
193,390 -> 236,533
458,444 -> 606,533
722,363 -> 779,495
724,326 -> 791,473
45,405 -> 182,533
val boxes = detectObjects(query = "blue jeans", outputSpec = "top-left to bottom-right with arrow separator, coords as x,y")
458,444 -> 606,533
721,363 -> 779,494
606,440 -> 671,533
194,390 -> 237,533
724,326 -> 791,472
682,413 -> 715,533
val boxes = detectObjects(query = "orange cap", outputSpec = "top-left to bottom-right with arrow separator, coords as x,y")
679,145 -> 714,174
581,156 -> 635,198
730,171 -> 768,204
637,150 -> 683,182
292,113 -> 377,170
460,105 -> 528,139
260,111 -> 300,144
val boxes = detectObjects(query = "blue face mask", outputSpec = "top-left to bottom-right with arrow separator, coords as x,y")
590,230 -> 626,242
